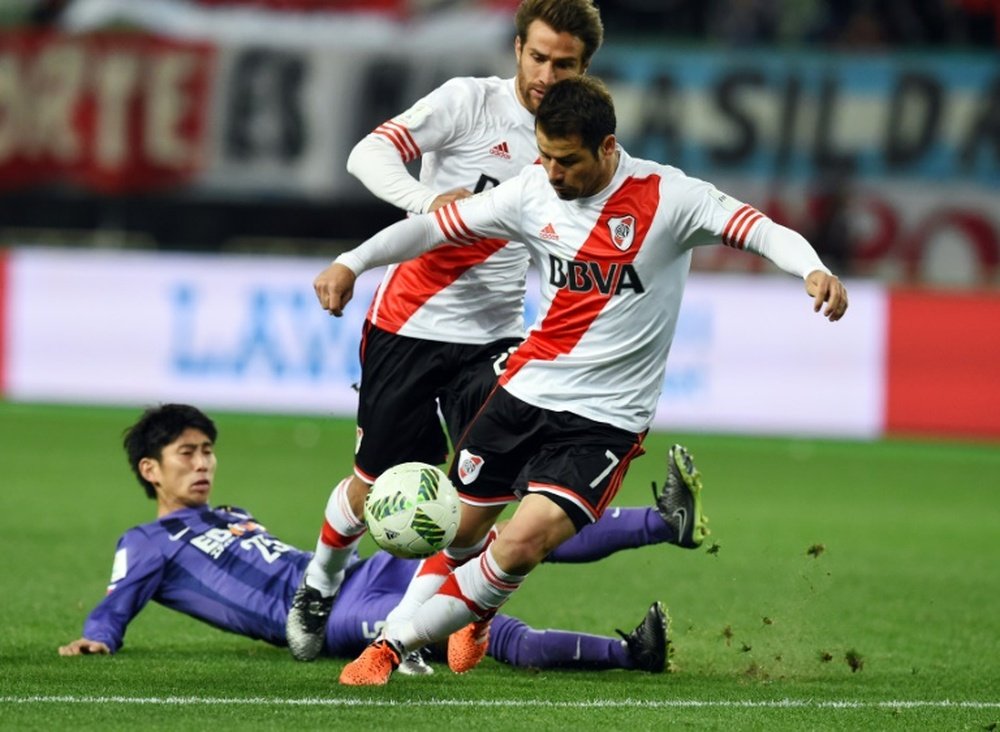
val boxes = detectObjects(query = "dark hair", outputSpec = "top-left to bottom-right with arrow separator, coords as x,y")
123,404 -> 217,499
535,76 -> 616,155
515,0 -> 604,68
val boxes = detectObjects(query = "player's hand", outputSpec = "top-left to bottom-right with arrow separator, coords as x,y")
805,270 -> 848,322
428,187 -> 472,212
314,262 -> 357,317
58,638 -> 110,656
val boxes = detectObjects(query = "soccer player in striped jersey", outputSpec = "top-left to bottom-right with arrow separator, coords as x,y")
58,404 -> 685,674
286,0 -> 609,661
315,76 -> 849,685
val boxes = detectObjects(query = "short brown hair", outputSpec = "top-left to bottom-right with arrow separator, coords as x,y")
515,0 -> 604,68
535,76 -> 616,155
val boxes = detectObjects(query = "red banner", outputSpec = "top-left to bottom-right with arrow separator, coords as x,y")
886,288 -> 1000,439
191,0 -> 405,11
0,32 -> 214,194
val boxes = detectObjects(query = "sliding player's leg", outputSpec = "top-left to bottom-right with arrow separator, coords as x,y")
487,602 -> 670,673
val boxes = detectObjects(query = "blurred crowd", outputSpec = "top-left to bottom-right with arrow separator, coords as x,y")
601,0 -> 1000,48
11,0 -> 1000,47
3,0 -> 997,285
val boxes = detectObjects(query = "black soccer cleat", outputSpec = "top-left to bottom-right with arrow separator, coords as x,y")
285,580 -> 335,662
617,601 -> 671,673
653,444 -> 710,549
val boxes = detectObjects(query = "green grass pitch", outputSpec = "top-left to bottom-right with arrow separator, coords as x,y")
1,401 -> 998,730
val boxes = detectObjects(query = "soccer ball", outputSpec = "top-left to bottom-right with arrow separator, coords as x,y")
364,462 -> 460,559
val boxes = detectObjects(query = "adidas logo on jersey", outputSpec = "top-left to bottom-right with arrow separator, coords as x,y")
489,141 -> 511,159
540,223 -> 559,240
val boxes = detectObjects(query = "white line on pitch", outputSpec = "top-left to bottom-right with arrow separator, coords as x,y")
2,696 -> 999,709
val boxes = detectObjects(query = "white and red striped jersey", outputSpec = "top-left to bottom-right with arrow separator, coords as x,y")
428,148 -> 829,432
360,76 -> 537,343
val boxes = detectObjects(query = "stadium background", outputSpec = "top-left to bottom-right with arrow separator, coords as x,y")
0,0 -> 998,441
1,4 -> 999,727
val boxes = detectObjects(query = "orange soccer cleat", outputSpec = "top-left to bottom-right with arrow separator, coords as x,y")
339,638 -> 402,686
447,619 -> 491,674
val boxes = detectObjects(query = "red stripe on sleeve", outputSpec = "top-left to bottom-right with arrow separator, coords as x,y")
722,204 -> 755,248
382,120 -> 420,160
373,121 -> 420,162
437,204 -> 479,245
444,203 -> 480,243
732,211 -> 764,249
373,127 -> 411,160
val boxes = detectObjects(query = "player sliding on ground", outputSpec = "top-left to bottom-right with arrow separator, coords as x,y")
314,76 -> 848,686
58,404 -> 701,674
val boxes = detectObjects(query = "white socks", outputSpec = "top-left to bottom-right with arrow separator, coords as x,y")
392,545 -> 525,652
304,478 -> 366,597
384,532 -> 491,626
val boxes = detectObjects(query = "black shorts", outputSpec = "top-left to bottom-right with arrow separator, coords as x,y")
353,321 -> 520,482
449,387 -> 647,531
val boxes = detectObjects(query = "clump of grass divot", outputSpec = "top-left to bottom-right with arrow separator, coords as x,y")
846,649 -> 864,672
807,543 -> 826,558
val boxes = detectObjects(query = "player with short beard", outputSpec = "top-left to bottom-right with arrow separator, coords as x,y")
316,76 -> 848,685
286,0 -> 611,661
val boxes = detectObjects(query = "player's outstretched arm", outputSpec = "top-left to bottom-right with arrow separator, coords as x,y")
734,218 -> 848,323
58,638 -> 111,656
805,269 -> 848,322
315,215 -> 448,317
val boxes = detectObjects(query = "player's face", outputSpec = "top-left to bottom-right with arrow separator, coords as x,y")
142,428 -> 216,515
514,20 -> 587,114
537,129 -> 617,200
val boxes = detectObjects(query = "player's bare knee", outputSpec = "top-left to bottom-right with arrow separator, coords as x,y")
490,532 -> 548,575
